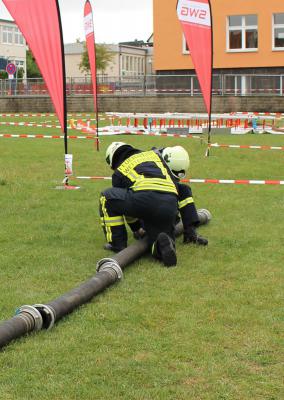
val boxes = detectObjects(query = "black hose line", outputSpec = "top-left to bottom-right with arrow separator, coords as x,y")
0,211 -> 210,349
0,306 -> 42,348
47,269 -> 120,323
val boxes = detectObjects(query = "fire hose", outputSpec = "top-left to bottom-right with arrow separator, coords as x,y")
0,209 -> 211,349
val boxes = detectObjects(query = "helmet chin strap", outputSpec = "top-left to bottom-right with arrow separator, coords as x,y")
173,170 -> 186,179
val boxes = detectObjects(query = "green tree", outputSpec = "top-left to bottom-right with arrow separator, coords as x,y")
0,71 -> 8,79
79,42 -> 113,74
26,50 -> 42,78
17,67 -> 24,80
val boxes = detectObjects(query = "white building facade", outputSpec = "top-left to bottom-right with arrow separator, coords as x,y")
0,18 -> 26,77
64,42 -> 154,79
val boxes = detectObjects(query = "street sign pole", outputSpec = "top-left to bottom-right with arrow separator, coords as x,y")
6,63 -> 16,95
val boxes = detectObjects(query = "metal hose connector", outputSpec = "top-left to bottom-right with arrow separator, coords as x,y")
15,305 -> 43,331
96,258 -> 123,280
33,304 -> 56,330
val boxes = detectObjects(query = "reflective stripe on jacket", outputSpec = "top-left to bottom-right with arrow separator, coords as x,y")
117,150 -> 178,195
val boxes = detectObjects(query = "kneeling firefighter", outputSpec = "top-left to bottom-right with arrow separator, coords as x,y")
99,142 -> 207,267
160,146 -> 208,246
100,142 -> 180,267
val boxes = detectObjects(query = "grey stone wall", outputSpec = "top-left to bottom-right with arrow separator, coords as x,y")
0,95 -> 284,114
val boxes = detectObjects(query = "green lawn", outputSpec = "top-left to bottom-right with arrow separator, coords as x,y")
0,116 -> 283,400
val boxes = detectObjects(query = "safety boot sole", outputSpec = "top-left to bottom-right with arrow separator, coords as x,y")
157,232 -> 177,267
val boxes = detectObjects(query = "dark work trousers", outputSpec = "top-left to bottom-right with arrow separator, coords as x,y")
100,187 -> 178,250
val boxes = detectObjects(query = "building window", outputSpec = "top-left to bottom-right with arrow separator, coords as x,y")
15,60 -> 24,68
2,25 -> 13,44
14,27 -> 24,45
138,58 -> 142,75
129,56 -> 133,73
227,15 -> 258,51
273,13 -> 284,49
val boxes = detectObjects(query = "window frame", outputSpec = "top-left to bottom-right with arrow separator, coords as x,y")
226,14 -> 258,53
272,13 -> 284,51
2,25 -> 14,44
14,27 -> 24,46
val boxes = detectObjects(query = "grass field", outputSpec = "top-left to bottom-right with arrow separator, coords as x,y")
0,114 -> 283,399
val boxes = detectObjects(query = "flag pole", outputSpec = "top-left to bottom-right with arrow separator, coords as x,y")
55,0 -> 70,184
205,0 -> 213,157
55,0 -> 67,155
84,0 -> 99,151
94,51 -> 99,151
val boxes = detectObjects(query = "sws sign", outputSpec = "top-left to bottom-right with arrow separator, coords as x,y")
177,0 -> 211,27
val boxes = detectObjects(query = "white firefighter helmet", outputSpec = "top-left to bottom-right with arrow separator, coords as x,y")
162,146 -> 190,179
105,142 -> 126,168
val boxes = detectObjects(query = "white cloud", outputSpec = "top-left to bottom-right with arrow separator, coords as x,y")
0,0 -> 153,43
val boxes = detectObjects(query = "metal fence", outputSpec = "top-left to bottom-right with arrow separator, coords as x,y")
0,74 -> 284,97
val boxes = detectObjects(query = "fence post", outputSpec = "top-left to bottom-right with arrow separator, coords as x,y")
221,74 -> 224,96
143,75 -> 146,96
70,77 -> 73,96
190,76 -> 194,96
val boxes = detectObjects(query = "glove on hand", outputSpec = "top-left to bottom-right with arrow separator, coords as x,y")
184,226 -> 208,246
133,227 -> 146,240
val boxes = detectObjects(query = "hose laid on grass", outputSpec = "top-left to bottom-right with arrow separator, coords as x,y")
0,210 -> 211,349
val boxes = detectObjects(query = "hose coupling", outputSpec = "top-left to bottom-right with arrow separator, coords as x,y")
15,305 -> 43,331
33,304 -> 56,330
96,258 -> 123,280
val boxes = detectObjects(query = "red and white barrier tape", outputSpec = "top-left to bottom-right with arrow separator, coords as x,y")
121,131 -> 200,139
0,113 -> 99,118
0,113 -> 55,117
210,143 -> 284,151
0,121 -> 103,129
0,121 -> 61,129
0,131 -> 201,140
231,111 -> 284,117
74,176 -> 284,186
0,133 -> 99,140
0,112 -> 282,119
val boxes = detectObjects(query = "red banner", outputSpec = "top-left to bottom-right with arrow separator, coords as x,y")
84,0 -> 98,114
177,0 -> 213,116
3,0 -> 66,134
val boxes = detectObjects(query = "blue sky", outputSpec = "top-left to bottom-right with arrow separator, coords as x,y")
0,0 -> 153,44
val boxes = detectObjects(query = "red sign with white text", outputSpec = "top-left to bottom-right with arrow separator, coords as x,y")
177,0 -> 212,115
3,0 -> 66,133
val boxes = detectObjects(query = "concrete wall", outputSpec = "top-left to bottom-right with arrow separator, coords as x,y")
0,95 -> 284,114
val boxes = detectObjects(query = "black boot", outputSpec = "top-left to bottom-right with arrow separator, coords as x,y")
152,232 -> 177,267
184,226 -> 208,246
103,243 -> 126,252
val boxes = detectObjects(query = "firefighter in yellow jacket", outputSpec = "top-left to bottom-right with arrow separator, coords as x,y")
100,142 -> 207,267
159,146 -> 208,246
100,142 -> 180,266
